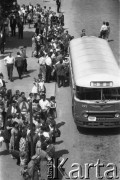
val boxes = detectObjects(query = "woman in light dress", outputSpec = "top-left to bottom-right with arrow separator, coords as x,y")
31,34 -> 36,57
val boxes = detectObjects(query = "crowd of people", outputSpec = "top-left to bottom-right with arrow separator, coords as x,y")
1,1 -> 71,88
0,1 -> 71,179
29,2 -> 71,86
0,0 -> 111,179
0,71 -> 60,179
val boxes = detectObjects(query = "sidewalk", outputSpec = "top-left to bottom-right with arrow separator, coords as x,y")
0,1 -> 57,180
0,0 -> 58,97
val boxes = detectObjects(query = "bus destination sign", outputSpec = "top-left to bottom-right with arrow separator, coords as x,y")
90,81 -> 113,87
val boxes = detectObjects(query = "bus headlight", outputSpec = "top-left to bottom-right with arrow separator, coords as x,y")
83,113 -> 88,118
115,113 -> 120,118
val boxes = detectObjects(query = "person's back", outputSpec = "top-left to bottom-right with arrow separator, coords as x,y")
56,52 -> 63,63
15,56 -> 23,67
106,22 -> 110,40
56,62 -> 63,76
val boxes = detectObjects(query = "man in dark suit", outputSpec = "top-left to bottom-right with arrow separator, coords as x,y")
59,13 -> 64,26
10,15 -> 17,37
18,20 -> 24,39
56,0 -> 61,13
0,30 -> 6,54
55,59 -> 65,87
15,52 -> 24,79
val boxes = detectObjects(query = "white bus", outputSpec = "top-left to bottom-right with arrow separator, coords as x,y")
69,36 -> 120,128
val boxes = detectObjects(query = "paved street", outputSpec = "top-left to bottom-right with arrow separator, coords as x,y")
57,0 -> 120,180
0,0 -> 120,180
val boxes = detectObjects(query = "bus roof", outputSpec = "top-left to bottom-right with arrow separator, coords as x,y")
70,36 -> 120,88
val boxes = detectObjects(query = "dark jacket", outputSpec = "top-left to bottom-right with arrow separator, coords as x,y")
10,17 -> 17,28
55,63 -> 65,76
18,21 -> 24,30
15,56 -> 24,67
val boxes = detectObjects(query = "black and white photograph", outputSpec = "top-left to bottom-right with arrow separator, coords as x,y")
0,0 -> 120,179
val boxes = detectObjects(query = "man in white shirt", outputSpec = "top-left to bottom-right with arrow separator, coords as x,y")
29,3 -> 32,12
100,21 -> 107,39
38,54 -> 46,81
39,94 -> 50,120
4,52 -> 15,81
0,79 -> 3,88
45,53 -> 52,83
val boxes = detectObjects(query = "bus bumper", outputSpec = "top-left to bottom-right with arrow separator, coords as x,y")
74,118 -> 120,128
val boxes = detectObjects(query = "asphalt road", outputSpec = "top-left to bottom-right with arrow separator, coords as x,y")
0,0 -> 120,180
56,0 -> 120,180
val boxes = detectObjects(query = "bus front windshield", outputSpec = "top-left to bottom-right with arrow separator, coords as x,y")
76,86 -> 120,101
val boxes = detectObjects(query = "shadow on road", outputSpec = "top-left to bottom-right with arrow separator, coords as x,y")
56,121 -> 65,129
0,54 -> 7,59
5,31 -> 34,50
55,140 -> 64,145
27,69 -> 37,74
43,0 -> 50,2
0,150 -> 9,156
3,51 -> 12,54
55,149 -> 69,158
13,74 -> 30,81
108,39 -> 114,42
77,127 -> 120,136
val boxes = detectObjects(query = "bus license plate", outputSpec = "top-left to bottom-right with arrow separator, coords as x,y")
88,116 -> 96,122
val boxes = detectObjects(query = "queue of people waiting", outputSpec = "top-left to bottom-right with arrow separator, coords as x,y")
1,3 -> 72,88
0,2 -> 65,42
30,4 -> 72,86
0,72 -> 60,179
